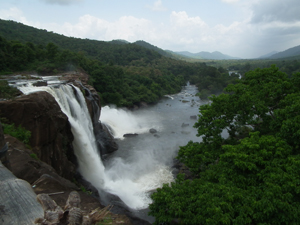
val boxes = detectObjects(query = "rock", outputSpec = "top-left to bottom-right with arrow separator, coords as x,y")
123,133 -> 138,137
154,134 -> 160,138
0,161 -> 44,225
5,135 -> 79,192
0,91 -> 76,180
149,128 -> 157,134
190,115 -> 197,120
33,81 -> 47,87
181,123 -> 189,127
78,82 -> 118,156
36,191 -> 133,225
0,123 -> 10,169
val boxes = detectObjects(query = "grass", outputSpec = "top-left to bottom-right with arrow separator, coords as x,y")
2,122 -> 31,144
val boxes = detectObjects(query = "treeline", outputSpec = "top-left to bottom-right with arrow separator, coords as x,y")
207,57 -> 300,77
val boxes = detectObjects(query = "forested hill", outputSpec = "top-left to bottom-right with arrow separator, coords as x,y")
0,19 -> 177,64
268,45 -> 300,59
0,19 -> 239,107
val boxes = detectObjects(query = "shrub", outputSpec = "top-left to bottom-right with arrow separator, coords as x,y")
2,123 -> 31,144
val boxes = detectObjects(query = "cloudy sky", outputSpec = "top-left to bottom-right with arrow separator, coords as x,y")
0,0 -> 299,58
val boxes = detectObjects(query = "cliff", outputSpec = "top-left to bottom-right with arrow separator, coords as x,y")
0,91 -> 76,179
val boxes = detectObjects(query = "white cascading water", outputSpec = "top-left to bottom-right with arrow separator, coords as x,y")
19,84 -> 106,190
19,84 -> 174,210
100,105 -> 176,209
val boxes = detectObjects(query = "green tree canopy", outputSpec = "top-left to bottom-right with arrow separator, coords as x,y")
149,65 -> 300,224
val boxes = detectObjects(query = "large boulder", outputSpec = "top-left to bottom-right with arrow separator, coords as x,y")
0,91 -> 76,179
0,160 -> 44,225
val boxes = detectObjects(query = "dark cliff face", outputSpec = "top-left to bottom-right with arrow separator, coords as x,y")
62,71 -> 118,155
0,91 -> 76,179
80,83 -> 118,156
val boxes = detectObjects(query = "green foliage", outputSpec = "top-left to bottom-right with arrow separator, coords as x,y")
30,153 -> 38,160
2,122 -> 31,144
0,80 -> 19,99
149,66 -> 300,224
79,185 -> 92,195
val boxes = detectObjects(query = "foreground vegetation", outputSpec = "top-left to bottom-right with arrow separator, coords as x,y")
149,65 -> 300,224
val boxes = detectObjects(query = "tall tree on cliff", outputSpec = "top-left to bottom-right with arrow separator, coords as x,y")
149,65 -> 300,225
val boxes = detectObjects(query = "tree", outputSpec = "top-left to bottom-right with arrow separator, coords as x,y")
149,66 -> 300,224
46,42 -> 59,61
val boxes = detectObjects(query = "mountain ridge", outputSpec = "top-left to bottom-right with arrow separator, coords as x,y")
173,50 -> 240,60
268,45 -> 300,59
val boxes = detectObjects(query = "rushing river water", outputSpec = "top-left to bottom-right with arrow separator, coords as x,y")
100,83 -> 207,222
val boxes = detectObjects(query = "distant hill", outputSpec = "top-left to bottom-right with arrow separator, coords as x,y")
268,45 -> 300,59
133,40 -> 173,58
174,51 -> 240,60
258,51 -> 278,59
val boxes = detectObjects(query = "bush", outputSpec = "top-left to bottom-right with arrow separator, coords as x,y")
0,80 -> 19,99
2,123 -> 31,144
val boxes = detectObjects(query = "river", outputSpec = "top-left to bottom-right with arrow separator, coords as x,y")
99,83 -> 207,222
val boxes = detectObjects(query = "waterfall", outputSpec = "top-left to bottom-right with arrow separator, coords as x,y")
19,84 -> 106,189
18,83 -> 174,211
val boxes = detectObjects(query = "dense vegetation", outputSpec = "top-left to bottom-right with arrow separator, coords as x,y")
0,19 -> 238,106
206,57 -> 300,77
149,65 -> 300,224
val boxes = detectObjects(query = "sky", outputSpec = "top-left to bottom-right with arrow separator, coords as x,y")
0,0 -> 300,58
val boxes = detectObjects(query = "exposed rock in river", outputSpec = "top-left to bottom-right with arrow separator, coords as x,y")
123,133 -> 139,137
149,128 -> 158,134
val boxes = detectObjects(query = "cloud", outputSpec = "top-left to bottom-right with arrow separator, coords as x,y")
49,14 -> 155,42
170,11 -> 207,28
147,0 -> 167,11
221,0 -> 240,4
250,0 -> 300,23
39,0 -> 83,5
0,7 -> 29,25
245,0 -> 300,56
28,10 -> 252,57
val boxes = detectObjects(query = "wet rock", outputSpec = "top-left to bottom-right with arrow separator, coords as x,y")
123,133 -> 138,137
181,123 -> 189,127
33,81 -> 47,87
149,128 -> 157,134
190,115 -> 197,120
78,82 -> 118,156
